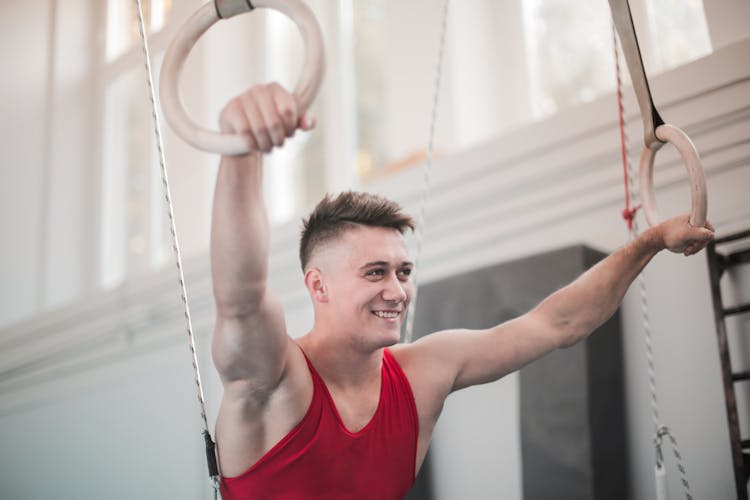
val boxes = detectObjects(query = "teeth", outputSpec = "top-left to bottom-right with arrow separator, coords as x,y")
374,311 -> 399,318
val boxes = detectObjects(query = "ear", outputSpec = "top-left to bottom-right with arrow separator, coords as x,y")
304,268 -> 329,303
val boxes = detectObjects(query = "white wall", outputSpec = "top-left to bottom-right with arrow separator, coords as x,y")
1,2 -> 749,500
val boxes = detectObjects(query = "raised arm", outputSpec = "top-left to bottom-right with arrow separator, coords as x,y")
526,215 -> 715,351
210,83 -> 313,392
404,215 -> 714,395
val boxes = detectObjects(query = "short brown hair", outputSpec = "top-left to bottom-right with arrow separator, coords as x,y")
300,191 -> 415,270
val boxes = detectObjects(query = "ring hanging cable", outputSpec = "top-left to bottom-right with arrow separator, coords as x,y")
613,21 -> 694,500
133,1 -> 220,497
404,0 -> 450,344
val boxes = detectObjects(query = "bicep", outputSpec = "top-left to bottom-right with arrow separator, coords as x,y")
212,289 -> 291,391
417,311 -> 562,392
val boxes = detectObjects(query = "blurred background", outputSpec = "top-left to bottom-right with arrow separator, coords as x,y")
1,0 -> 749,499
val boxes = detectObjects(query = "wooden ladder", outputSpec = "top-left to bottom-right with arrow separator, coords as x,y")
707,228 -> 750,500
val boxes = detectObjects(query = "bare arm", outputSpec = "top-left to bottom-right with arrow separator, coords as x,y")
404,215 -> 715,394
210,84 -> 313,393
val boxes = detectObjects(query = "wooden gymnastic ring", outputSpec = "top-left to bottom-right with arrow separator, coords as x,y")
160,0 -> 325,155
639,124 -> 707,227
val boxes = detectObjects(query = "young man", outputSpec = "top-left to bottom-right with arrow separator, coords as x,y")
211,84 -> 714,499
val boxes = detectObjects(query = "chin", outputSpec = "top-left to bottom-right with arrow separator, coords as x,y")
356,313 -> 404,348
363,326 -> 401,349
380,327 -> 402,346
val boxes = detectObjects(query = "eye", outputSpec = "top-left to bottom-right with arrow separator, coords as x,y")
398,268 -> 412,279
366,268 -> 385,277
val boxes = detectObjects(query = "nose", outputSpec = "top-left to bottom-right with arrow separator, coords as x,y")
382,273 -> 408,303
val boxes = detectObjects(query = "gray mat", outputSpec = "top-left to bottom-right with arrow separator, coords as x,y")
406,245 -> 628,500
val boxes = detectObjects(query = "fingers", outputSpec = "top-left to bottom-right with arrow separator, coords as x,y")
218,98 -> 249,134
684,242 -> 707,256
239,91 -> 273,152
218,99 -> 259,151
693,223 -> 715,247
683,243 -> 700,256
269,83 -> 299,137
688,216 -> 714,231
300,111 -> 317,131
683,225 -> 714,257
218,83 -> 312,154
661,214 -> 715,256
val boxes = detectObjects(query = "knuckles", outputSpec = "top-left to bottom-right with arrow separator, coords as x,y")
280,105 -> 296,127
270,122 -> 285,140
220,83 -> 299,148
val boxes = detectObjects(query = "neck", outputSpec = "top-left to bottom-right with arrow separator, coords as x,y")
297,327 -> 385,389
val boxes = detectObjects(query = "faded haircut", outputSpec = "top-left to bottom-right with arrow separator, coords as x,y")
300,191 -> 415,271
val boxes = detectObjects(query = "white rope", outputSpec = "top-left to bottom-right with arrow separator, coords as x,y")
404,0 -> 450,344
613,22 -> 693,500
133,1 -> 219,497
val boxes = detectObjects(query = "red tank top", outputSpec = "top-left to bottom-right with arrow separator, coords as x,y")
220,348 -> 419,500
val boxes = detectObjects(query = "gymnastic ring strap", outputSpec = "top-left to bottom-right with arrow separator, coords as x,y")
160,0 -> 325,155
638,123 -> 707,228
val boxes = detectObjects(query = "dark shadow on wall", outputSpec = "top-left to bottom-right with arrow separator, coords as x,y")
405,245 -> 629,500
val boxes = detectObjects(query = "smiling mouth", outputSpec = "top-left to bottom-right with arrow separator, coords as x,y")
372,311 -> 401,319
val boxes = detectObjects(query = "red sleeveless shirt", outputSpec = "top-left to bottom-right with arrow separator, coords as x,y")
220,348 -> 419,500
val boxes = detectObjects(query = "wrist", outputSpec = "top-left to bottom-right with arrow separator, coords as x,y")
640,225 -> 667,253
220,150 -> 262,167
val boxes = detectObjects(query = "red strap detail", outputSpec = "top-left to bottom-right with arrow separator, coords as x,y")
621,205 -> 641,229
613,25 -> 639,231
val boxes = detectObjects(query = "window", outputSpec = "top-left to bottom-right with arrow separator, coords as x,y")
106,0 -> 171,62
349,0 -> 712,183
96,0 -> 713,289
351,0 -> 454,183
523,0 -> 616,119
263,10 -> 328,224
100,1 -> 172,288
523,0 -> 711,120
647,0 -> 711,70
352,0 -> 388,182
99,2 -> 329,288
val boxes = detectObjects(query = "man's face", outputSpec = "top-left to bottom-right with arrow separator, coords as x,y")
314,225 -> 414,348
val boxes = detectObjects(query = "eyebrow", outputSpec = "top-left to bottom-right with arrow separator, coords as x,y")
359,260 -> 414,270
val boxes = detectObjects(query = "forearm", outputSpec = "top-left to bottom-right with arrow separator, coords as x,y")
210,152 -> 270,315
538,227 -> 665,346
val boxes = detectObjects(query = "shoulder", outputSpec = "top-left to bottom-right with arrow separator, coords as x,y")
388,329 -> 469,376
388,338 -> 456,408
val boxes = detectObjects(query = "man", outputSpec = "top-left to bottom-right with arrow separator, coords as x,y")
211,83 -> 714,499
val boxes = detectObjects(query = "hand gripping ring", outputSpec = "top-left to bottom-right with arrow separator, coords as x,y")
639,124 -> 707,228
159,0 -> 326,155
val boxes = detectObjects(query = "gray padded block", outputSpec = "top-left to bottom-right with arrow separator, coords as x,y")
406,245 -> 627,500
